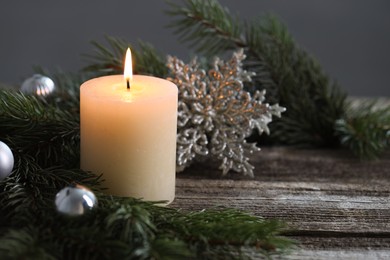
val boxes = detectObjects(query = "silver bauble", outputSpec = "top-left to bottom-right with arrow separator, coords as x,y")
0,141 -> 14,180
55,184 -> 97,216
20,74 -> 55,96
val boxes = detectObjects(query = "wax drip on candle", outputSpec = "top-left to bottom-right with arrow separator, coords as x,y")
124,47 -> 132,90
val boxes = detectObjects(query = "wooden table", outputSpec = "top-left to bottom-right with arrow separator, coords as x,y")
171,147 -> 390,259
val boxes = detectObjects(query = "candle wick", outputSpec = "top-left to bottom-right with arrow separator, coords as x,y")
127,79 -> 130,90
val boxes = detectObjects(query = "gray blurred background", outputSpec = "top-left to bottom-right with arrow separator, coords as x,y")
0,0 -> 389,96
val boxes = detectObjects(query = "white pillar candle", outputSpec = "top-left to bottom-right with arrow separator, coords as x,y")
80,49 -> 178,203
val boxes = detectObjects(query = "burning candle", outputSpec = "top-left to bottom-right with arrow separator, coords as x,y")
80,48 -> 178,203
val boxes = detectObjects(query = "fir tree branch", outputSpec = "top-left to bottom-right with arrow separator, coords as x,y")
31,67 -> 90,114
0,152 -> 102,227
154,208 -> 293,259
167,0 -> 347,147
150,238 -> 194,259
246,16 -> 347,146
335,101 -> 390,159
136,41 -> 170,77
83,35 -> 168,78
0,90 -> 80,168
166,0 -> 245,56
0,139 -> 293,258
82,35 -> 127,76
0,191 -> 293,259
0,227 -> 57,260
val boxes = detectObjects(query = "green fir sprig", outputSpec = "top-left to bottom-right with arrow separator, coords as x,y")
335,101 -> 390,159
0,87 -> 293,258
0,90 -> 80,168
32,67 -> 90,113
166,0 -> 244,56
166,0 -> 347,147
83,35 -> 168,78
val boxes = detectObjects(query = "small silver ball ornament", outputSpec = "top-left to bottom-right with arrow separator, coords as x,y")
0,141 -> 14,180
55,184 -> 97,216
20,74 -> 55,96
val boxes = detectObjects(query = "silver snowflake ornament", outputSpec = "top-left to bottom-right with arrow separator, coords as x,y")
167,49 -> 285,176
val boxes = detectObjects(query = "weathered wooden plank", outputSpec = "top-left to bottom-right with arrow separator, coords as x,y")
177,147 -> 390,184
286,249 -> 390,260
171,147 -> 390,253
172,184 -> 390,233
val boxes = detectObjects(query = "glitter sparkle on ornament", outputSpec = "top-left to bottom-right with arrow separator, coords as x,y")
167,49 -> 286,176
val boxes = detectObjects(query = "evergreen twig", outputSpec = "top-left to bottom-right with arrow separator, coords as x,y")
166,0 -> 245,56
0,180 -> 293,259
166,0 -> 347,147
0,90 -> 80,168
83,35 -> 168,78
335,101 -> 390,159
32,67 -> 90,113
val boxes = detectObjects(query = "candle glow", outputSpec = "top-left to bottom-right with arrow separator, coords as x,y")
124,48 -> 132,89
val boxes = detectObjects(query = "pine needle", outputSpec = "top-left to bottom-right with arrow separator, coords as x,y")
335,101 -> 390,159
167,0 -> 348,147
0,90 -> 80,168
83,35 -> 168,78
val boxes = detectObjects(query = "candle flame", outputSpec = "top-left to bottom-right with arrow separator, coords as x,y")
124,47 -> 133,85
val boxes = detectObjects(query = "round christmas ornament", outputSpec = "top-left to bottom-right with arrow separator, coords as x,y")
55,184 -> 97,216
20,74 -> 55,96
0,141 -> 14,180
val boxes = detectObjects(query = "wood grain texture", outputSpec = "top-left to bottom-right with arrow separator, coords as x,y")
171,147 -> 390,258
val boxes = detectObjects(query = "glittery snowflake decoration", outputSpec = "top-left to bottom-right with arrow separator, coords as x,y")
167,49 -> 285,176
